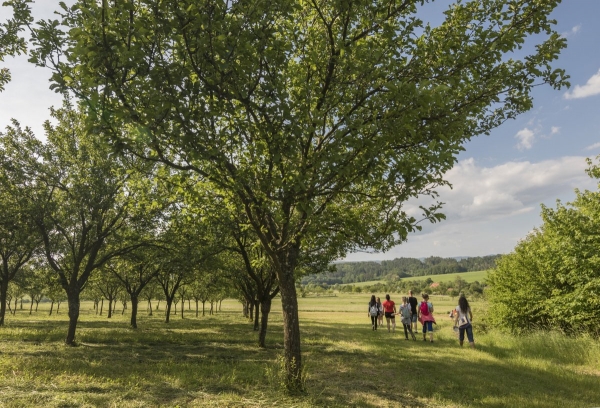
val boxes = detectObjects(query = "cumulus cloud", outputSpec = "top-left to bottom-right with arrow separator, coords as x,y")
405,156 -> 595,224
515,127 -> 535,150
550,126 -> 560,135
564,68 -> 600,99
585,142 -> 600,151
347,157 -> 597,260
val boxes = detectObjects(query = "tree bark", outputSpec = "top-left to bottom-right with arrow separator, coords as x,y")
49,301 -> 54,316
130,294 -> 138,329
65,289 -> 80,345
258,297 -> 272,348
195,300 -> 199,317
0,278 -> 8,325
253,301 -> 260,331
274,248 -> 303,391
165,298 -> 172,323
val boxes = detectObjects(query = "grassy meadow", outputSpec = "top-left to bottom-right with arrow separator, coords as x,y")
0,294 -> 599,407
351,270 -> 489,288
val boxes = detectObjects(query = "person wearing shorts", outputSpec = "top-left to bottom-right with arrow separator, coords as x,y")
382,294 -> 396,333
418,293 -> 435,342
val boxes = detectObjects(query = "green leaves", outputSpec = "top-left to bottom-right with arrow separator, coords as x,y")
488,156 -> 600,335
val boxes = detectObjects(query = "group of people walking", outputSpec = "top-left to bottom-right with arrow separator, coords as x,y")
368,291 -> 475,347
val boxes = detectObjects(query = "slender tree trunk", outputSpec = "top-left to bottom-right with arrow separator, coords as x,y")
181,294 -> 184,319
210,301 -> 213,315
195,300 -> 199,318
20,298 -> 23,310
35,300 -> 40,312
253,301 -> 260,331
56,300 -> 61,314
165,298 -> 173,323
202,301 -> 205,316
156,300 -> 160,310
107,297 -> 113,318
29,299 -> 34,315
49,301 -> 54,316
249,301 -> 253,320
130,294 -> 138,329
65,289 -> 80,345
219,299 -> 222,312
12,297 -> 17,315
258,297 -> 272,348
275,249 -> 303,391
0,279 -> 8,326
148,299 -> 153,316
100,298 -> 103,315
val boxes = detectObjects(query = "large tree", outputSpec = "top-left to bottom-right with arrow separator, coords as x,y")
11,102 -> 152,344
25,0 -> 568,386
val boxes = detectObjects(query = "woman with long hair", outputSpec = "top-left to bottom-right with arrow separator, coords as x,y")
376,296 -> 383,328
454,294 -> 475,348
368,295 -> 379,330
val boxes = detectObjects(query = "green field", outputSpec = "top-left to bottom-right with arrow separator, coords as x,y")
0,294 -> 599,407
350,270 -> 489,288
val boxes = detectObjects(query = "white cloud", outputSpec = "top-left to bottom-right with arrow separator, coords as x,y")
550,126 -> 560,135
564,68 -> 600,99
585,142 -> 600,151
346,157 -> 597,260
515,127 -> 535,150
562,24 -> 582,38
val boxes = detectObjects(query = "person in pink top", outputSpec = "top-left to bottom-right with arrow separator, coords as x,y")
381,294 -> 396,333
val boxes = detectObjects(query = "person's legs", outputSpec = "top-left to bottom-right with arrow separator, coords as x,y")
427,322 -> 434,342
371,315 -> 376,330
411,315 -> 418,332
408,324 -> 416,340
422,322 -> 427,340
403,323 -> 409,339
386,316 -> 391,332
459,327 -> 465,346
391,317 -> 396,332
466,325 -> 475,348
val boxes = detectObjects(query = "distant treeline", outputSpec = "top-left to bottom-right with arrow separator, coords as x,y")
301,255 -> 501,286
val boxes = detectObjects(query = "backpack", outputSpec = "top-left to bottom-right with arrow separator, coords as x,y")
401,305 -> 411,320
369,304 -> 378,316
420,301 -> 430,316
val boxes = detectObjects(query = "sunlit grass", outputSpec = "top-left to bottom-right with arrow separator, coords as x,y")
0,295 -> 598,407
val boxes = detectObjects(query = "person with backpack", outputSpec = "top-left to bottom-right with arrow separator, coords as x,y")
453,294 -> 475,348
418,293 -> 436,342
399,296 -> 416,340
368,295 -> 379,330
382,294 -> 397,332
376,296 -> 383,328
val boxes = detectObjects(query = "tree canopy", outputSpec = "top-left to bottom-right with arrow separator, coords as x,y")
16,0 -> 569,387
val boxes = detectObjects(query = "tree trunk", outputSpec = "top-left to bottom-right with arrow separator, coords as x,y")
0,278 -> 8,326
56,300 -> 61,314
130,294 -> 138,329
202,301 -> 205,316
219,299 -> 222,312
12,297 -> 17,315
29,299 -> 34,315
275,250 -> 303,391
253,301 -> 260,331
181,294 -> 185,319
100,298 -> 103,315
107,297 -> 113,318
49,301 -> 54,316
249,301 -> 253,320
35,299 -> 40,312
258,297 -> 272,348
65,289 -> 80,345
148,299 -> 153,316
195,300 -> 199,317
165,298 -> 172,323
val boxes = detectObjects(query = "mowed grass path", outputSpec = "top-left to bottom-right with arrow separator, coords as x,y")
0,294 -> 599,407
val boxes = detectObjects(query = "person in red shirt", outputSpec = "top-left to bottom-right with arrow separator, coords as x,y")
382,294 -> 397,332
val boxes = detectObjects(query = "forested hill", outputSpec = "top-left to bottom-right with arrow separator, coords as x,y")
301,255 -> 501,285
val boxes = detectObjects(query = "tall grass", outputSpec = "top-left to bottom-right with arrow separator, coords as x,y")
0,295 -> 598,407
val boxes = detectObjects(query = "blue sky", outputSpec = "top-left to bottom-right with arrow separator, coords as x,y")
2,1 -> 600,261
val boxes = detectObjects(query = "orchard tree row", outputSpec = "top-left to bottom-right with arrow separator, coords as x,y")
1,0 -> 568,389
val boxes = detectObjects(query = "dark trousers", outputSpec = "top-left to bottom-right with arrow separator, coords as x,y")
403,323 -> 414,339
371,315 -> 378,329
